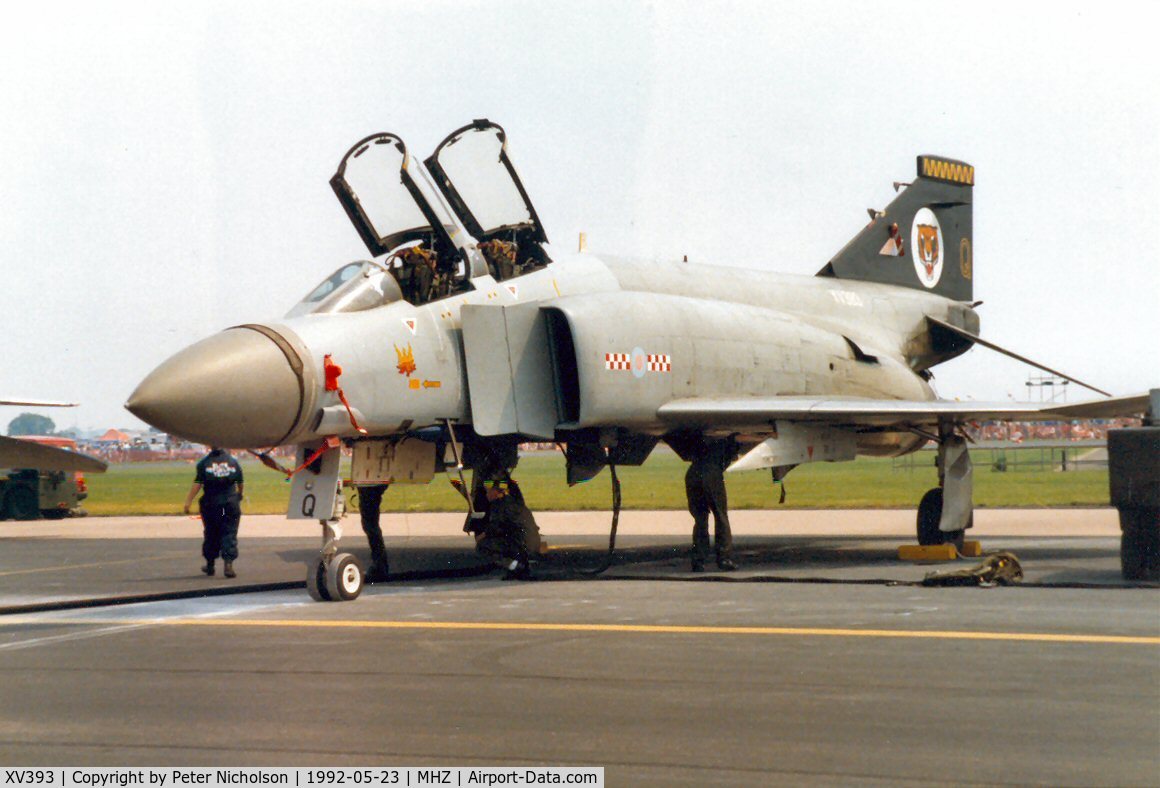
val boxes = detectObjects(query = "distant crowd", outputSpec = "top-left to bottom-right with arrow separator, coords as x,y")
81,440 -> 296,464
966,418 -> 1140,444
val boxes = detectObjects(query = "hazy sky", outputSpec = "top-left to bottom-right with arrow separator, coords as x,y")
2,0 -> 1157,433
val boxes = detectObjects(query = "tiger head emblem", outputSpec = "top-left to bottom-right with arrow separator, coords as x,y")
916,224 -> 940,276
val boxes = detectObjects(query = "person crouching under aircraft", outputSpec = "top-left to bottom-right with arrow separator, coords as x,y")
470,479 -> 540,580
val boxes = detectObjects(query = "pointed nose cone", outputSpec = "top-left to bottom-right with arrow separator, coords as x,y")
127,327 -> 304,448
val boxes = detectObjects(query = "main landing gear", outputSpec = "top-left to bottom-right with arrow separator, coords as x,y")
916,432 -> 973,550
307,519 -> 365,602
916,488 -> 969,549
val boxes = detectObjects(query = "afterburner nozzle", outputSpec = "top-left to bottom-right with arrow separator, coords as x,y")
126,327 -> 305,448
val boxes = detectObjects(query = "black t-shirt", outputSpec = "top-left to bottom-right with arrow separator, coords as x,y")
195,450 -> 243,505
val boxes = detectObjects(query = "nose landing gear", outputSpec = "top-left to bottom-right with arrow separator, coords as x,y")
306,518 -> 365,602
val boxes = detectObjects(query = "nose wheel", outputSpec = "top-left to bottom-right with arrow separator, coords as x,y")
306,520 -> 365,602
307,552 -> 365,601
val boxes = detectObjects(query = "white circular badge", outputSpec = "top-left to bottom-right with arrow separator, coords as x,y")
910,207 -> 944,289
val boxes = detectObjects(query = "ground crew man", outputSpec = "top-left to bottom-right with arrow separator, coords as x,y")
183,447 -> 244,578
357,483 -> 391,581
469,479 -> 540,579
686,439 -> 738,572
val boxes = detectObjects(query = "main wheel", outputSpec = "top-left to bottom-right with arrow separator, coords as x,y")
325,553 -> 364,601
306,556 -> 331,602
917,488 -> 970,549
1120,507 -> 1160,582
5,486 -> 40,521
917,488 -> 943,545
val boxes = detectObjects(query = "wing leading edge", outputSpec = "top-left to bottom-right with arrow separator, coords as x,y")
0,435 -> 108,473
657,393 -> 1151,431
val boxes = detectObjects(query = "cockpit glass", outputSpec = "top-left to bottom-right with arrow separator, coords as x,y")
342,138 -> 431,242
435,129 -> 533,233
287,261 -> 405,318
302,262 -> 362,303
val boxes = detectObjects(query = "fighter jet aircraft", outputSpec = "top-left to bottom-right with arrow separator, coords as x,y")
126,120 -> 1148,601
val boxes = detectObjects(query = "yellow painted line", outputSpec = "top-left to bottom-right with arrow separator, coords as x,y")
0,550 -> 191,578
26,617 -> 1160,646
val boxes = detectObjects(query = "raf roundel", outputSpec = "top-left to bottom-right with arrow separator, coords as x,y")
631,346 -> 647,379
910,207 -> 944,289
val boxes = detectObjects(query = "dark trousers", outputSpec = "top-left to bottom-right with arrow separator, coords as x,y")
475,497 -> 540,567
686,457 -> 732,562
201,498 -> 241,562
476,525 -> 536,566
358,484 -> 389,567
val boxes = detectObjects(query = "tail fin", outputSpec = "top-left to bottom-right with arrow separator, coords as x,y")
817,155 -> 973,302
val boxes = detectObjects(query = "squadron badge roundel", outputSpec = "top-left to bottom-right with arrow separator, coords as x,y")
910,207 -> 943,289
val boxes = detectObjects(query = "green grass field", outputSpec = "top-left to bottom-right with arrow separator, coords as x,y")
82,447 -> 1112,516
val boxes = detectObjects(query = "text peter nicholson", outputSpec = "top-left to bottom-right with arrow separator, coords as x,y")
4,769 -> 604,788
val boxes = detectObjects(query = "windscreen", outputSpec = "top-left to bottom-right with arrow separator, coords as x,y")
286,261 -> 404,318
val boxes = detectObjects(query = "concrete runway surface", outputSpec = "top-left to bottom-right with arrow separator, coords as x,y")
0,508 -> 1157,785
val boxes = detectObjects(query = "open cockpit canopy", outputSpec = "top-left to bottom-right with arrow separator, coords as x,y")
326,122 -> 551,305
331,134 -> 445,257
426,120 -> 548,249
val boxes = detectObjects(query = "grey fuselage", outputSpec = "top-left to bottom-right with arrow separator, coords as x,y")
141,250 -> 972,457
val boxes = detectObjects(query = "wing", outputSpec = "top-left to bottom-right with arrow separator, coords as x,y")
0,435 -> 108,473
657,393 -> 1151,431
0,399 -> 78,407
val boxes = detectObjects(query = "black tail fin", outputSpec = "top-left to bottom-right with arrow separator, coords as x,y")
817,155 -> 973,302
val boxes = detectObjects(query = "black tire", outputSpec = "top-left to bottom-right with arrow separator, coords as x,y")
917,488 -> 943,545
306,556 -> 332,602
326,553 -> 364,601
1120,508 -> 1160,582
5,485 -> 40,521
917,488 -> 972,548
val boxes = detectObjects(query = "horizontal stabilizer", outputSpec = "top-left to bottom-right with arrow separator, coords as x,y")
926,317 -> 1111,397
0,435 -> 107,473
